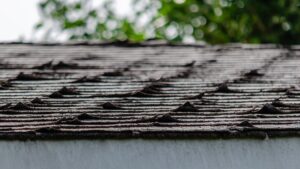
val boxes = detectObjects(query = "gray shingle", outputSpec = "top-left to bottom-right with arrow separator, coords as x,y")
0,43 -> 300,139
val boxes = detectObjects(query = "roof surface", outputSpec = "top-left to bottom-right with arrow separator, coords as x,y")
0,42 -> 300,140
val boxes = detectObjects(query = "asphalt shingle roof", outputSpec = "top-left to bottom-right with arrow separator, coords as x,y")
0,42 -> 300,139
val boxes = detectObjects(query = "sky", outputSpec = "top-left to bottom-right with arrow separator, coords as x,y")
0,0 -> 132,42
0,0 -> 40,41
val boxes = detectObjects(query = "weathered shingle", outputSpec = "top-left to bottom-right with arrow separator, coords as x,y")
0,42 -> 300,139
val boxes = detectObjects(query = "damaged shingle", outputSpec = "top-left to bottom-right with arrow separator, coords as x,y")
12,102 -> 31,110
256,104 -> 282,114
154,114 -> 179,123
35,127 -> 60,133
31,97 -> 45,104
173,68 -> 193,78
130,91 -> 155,97
214,83 -> 240,93
207,59 -> 217,63
16,72 -> 47,80
52,61 -> 78,70
128,83 -> 168,97
0,103 -> 12,110
34,61 -> 93,70
237,121 -> 255,128
140,86 -> 161,94
244,69 -> 264,77
58,87 -> 80,95
49,91 -> 64,98
183,93 -> 204,99
33,61 -> 53,69
11,52 -> 29,57
102,102 -> 122,109
77,113 -> 99,120
0,80 -> 12,89
72,76 -> 101,83
56,117 -> 81,125
74,53 -> 100,60
173,102 -> 199,112
102,70 -> 123,76
184,60 -> 196,67
138,113 -> 179,123
149,82 -> 171,88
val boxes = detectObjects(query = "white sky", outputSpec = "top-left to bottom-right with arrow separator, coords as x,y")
0,0 -> 39,41
0,0 -> 132,42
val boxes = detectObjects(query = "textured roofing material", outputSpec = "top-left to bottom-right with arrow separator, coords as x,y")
0,42 -> 300,139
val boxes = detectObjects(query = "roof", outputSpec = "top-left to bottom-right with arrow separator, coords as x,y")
0,42 -> 300,140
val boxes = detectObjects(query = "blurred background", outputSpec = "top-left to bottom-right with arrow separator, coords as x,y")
1,0 -> 300,44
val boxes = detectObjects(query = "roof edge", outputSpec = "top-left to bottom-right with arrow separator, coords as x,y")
0,40 -> 206,47
0,41 -> 296,49
1,130 -> 300,141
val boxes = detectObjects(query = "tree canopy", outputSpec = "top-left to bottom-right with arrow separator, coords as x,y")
36,0 -> 300,44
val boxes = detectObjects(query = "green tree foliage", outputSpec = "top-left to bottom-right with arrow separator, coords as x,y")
36,0 -> 300,44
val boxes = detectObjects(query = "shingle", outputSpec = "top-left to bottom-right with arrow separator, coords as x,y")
0,42 -> 299,139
